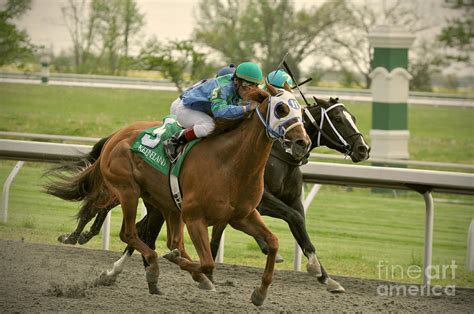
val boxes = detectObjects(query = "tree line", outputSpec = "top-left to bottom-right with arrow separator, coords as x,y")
1,0 -> 472,92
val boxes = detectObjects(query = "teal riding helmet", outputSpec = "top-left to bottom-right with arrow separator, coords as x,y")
267,69 -> 294,88
235,61 -> 263,84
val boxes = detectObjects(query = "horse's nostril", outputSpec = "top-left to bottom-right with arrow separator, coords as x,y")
359,146 -> 367,153
296,139 -> 306,147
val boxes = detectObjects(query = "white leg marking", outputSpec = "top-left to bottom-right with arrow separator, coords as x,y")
105,251 -> 130,277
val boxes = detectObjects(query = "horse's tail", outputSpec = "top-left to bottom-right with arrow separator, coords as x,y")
50,136 -> 110,174
44,136 -> 115,217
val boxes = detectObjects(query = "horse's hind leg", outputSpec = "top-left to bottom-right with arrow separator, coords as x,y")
136,202 -> 165,269
253,237 -> 285,263
229,209 -> 278,307
99,202 -> 168,293
58,199 -> 97,245
210,223 -> 227,261
115,184 -> 160,294
78,205 -> 116,245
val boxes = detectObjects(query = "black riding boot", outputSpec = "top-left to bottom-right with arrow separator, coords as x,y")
163,129 -> 193,162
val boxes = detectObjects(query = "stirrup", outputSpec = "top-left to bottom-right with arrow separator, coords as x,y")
164,139 -> 181,163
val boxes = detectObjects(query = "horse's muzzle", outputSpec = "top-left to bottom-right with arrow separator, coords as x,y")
291,138 -> 312,161
350,142 -> 370,162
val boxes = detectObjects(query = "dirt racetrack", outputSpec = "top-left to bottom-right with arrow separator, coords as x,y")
0,239 -> 473,312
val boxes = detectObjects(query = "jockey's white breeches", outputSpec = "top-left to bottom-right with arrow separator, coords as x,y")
171,98 -> 215,138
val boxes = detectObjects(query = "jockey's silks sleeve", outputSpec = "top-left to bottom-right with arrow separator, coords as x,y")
210,86 -> 244,119
181,74 -> 244,119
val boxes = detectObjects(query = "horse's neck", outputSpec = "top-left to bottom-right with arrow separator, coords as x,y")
270,143 -> 301,167
223,110 -> 272,177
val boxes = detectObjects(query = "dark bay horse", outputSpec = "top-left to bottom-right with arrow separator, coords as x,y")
45,82 -> 311,306
69,96 -> 370,294
211,97 -> 370,292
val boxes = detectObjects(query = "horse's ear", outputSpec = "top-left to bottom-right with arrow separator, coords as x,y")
265,79 -> 279,96
329,97 -> 339,104
283,81 -> 292,93
314,96 -> 323,106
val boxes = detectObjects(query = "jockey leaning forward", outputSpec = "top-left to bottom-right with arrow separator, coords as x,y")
164,61 -> 264,161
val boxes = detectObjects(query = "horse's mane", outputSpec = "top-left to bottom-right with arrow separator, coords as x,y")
209,88 -> 270,137
310,97 -> 338,109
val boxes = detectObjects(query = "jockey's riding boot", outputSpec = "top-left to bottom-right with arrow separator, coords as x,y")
164,128 -> 196,162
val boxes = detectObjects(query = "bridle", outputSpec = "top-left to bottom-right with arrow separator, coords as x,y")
254,91 -> 305,145
304,102 -> 363,157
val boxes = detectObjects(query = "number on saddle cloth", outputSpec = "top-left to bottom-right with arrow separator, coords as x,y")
130,115 -> 200,177
141,116 -> 182,149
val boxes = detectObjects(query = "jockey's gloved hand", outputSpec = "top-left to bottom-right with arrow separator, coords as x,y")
244,100 -> 259,115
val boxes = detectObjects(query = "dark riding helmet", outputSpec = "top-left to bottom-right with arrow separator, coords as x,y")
216,64 -> 236,77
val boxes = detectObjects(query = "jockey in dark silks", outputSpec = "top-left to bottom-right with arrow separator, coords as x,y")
216,63 -> 236,77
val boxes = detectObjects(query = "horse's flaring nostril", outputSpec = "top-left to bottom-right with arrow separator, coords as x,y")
296,139 -> 307,148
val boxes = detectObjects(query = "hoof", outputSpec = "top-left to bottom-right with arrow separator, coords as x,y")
148,283 -> 163,295
57,233 -> 77,245
198,277 -> 216,291
327,278 -> 346,293
251,287 -> 266,306
162,249 -> 180,262
96,270 -> 117,286
275,254 -> 284,263
306,262 -> 322,277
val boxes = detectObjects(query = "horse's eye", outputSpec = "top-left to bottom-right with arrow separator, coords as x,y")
334,115 -> 343,123
275,103 -> 289,119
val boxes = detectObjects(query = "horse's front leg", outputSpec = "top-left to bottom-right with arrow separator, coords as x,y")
259,191 -> 345,292
259,190 -> 320,273
229,209 -> 278,307
163,212 -> 214,290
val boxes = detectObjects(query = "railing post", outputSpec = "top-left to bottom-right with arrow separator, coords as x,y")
2,161 -> 25,223
102,211 -> 111,250
467,219 -> 474,272
423,191 -> 434,286
216,231 -> 225,263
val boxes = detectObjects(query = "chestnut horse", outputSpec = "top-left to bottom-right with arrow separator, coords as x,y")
45,82 -> 311,306
95,96 -> 370,294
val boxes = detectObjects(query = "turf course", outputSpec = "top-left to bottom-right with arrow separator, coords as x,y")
0,83 -> 473,288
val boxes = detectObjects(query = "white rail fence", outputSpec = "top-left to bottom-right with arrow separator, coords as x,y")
1,139 -> 473,286
1,131 -> 473,171
1,71 -> 473,107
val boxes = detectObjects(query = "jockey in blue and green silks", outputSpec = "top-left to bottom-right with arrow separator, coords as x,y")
164,61 -> 264,161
